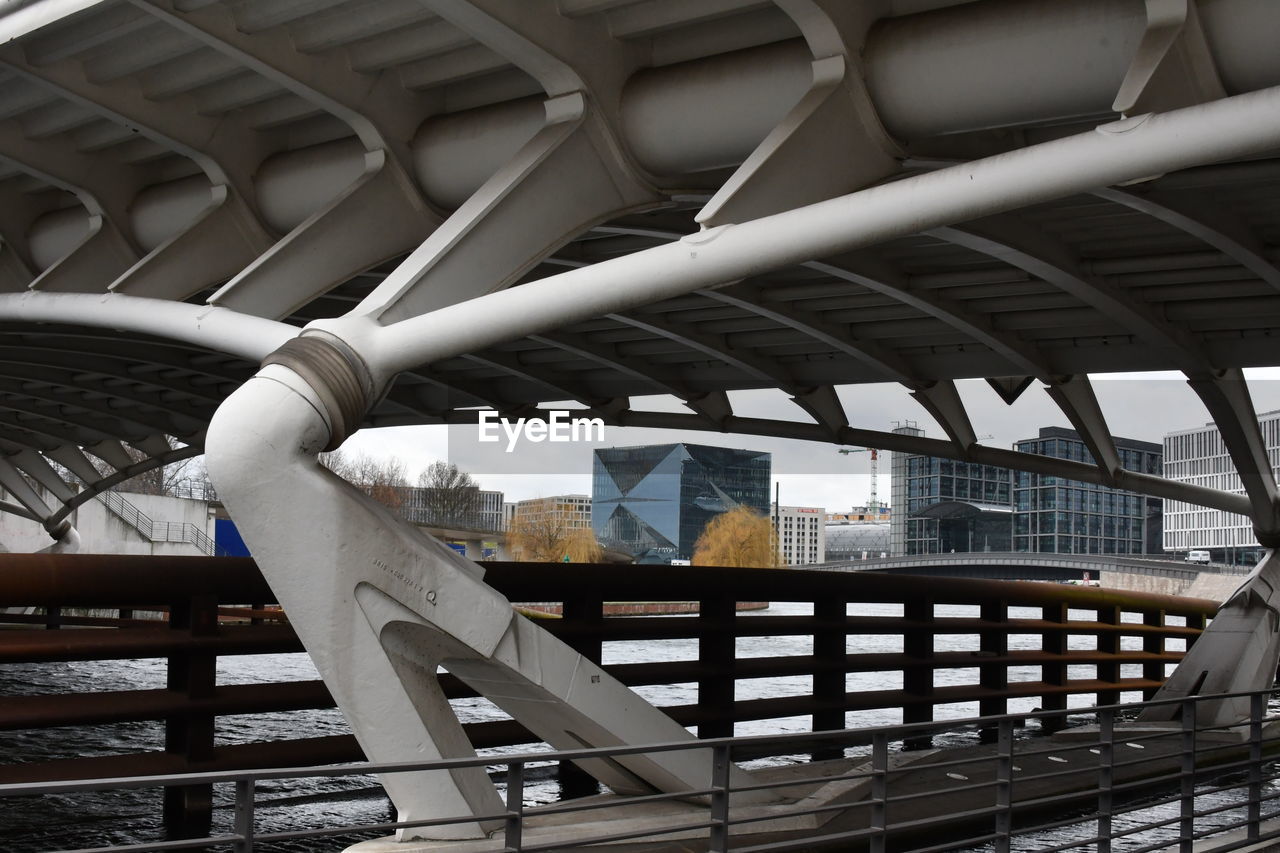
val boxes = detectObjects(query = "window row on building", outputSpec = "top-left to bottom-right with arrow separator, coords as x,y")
890,426 -> 1162,558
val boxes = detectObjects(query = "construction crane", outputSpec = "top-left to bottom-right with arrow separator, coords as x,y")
837,447 -> 880,511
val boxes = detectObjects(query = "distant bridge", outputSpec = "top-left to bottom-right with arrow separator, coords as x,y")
817,552 -> 1250,599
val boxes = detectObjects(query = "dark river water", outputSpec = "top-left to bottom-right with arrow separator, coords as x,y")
0,602 -> 1263,852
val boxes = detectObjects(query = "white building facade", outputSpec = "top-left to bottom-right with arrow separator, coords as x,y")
1162,411 -> 1280,564
774,505 -> 826,566
0,485 -> 217,556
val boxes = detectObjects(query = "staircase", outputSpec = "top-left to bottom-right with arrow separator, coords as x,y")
97,491 -> 217,556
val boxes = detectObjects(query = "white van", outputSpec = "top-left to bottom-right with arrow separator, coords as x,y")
1185,550 -> 1211,564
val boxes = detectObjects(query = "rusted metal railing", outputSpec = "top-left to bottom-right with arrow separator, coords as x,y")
0,555 -> 1218,838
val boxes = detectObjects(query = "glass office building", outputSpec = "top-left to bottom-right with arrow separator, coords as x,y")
593,443 -> 771,562
890,424 -> 1163,556
1013,427 -> 1163,555
900,456 -> 1015,554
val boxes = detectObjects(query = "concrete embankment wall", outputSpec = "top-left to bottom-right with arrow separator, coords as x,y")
1102,570 -> 1245,603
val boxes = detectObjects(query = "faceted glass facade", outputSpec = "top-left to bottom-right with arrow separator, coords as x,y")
593,443 -> 771,562
1012,427 -> 1162,555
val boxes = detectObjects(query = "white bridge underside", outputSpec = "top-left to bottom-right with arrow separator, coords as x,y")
5,0 -> 1280,840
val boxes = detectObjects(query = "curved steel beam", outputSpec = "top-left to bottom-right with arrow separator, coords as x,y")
0,380 -> 187,439
0,350 -> 230,407
527,330 -> 733,428
1093,186 -> 1280,293
45,442 -> 203,526
590,225 -> 1047,378
607,310 -> 846,431
615,409 -> 1251,517
0,119 -> 142,260
461,350 -> 626,421
701,285 -> 917,382
932,216 -> 1210,371
808,256 -> 1052,378
0,292 -> 296,361
0,362 -> 211,426
1187,369 -> 1280,543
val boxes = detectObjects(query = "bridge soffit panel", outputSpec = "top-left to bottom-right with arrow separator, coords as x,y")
0,118 -> 146,260
698,0 -> 903,227
1092,185 -> 1280,293
573,224 -> 1044,397
0,29 -> 278,295
0,239 -> 33,292
351,0 -> 668,324
0,376 -> 202,440
125,0 -> 445,319
929,216 -> 1215,375
459,349 -> 628,423
525,330 -> 734,429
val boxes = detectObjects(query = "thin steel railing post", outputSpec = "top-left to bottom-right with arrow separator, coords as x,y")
1180,699 -> 1196,853
995,718 -> 1013,853
872,731 -> 889,853
505,760 -> 525,852
233,778 -> 255,853
709,743 -> 732,853
1098,708 -> 1114,853
1249,692 -> 1263,841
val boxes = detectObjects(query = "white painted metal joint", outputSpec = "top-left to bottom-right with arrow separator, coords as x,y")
260,332 -> 378,451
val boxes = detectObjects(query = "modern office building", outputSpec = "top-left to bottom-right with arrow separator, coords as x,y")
1013,427 -> 1163,556
593,443 -> 771,563
890,423 -> 1015,555
511,495 -> 592,531
890,424 -> 1163,556
1162,411 -> 1280,565
773,505 -> 826,566
400,487 -> 505,532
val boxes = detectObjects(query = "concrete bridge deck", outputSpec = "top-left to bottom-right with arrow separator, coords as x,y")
819,553 -> 1251,600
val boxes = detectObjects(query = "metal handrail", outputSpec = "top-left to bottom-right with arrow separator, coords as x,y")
97,491 -> 217,556
6,688 -> 1280,853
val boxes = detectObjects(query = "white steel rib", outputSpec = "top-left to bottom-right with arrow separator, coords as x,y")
3,0 -> 1280,834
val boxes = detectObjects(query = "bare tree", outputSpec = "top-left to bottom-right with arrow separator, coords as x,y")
414,461 -> 481,527
85,437 -> 208,498
321,450 -> 409,509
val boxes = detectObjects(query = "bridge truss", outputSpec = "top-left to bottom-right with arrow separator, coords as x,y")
3,0 -> 1280,841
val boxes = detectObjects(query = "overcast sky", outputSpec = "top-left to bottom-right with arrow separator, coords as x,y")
342,370 -> 1280,512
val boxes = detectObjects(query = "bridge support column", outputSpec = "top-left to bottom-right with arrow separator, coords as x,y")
1142,550 -> 1280,727
812,597 -> 847,759
979,599 -> 1008,742
1097,604 -> 1121,708
1041,602 -> 1068,733
903,596 -> 934,749
206,346 -> 765,839
163,593 -> 217,839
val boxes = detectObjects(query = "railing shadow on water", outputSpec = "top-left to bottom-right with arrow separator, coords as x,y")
4,688 -> 1280,853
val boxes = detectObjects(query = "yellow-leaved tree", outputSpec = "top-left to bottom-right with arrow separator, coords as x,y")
691,506 -> 781,568
509,516 -> 602,563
